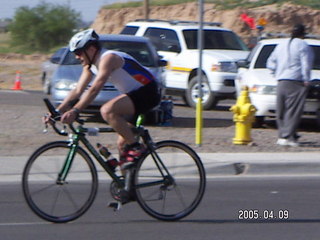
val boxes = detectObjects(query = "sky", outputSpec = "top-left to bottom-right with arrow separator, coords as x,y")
0,0 -> 130,22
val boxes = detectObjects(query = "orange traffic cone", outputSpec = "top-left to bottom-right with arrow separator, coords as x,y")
12,71 -> 22,90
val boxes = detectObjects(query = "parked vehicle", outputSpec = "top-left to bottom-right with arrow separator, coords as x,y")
41,47 -> 67,94
47,34 -> 166,112
121,19 -> 249,109
235,37 -> 320,123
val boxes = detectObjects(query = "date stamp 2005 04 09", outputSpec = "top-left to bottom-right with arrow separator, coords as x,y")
238,209 -> 289,220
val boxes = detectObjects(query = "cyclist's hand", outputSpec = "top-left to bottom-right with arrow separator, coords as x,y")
42,112 -> 54,125
61,109 -> 78,124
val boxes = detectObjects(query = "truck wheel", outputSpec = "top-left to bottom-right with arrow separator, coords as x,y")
185,76 -> 218,110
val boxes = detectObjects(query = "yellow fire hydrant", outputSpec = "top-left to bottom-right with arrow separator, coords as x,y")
230,86 -> 257,145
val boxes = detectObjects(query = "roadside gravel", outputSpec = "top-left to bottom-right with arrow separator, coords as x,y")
1,94 -> 320,157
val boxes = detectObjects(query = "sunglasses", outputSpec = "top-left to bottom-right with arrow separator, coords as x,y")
74,49 -> 84,56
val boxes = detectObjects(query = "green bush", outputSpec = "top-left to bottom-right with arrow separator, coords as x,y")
9,3 -> 81,53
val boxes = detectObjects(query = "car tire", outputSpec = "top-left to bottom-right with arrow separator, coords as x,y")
253,116 -> 265,128
315,109 -> 320,128
185,76 -> 218,110
42,72 -> 51,95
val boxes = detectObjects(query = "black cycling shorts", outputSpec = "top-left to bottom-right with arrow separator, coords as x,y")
126,81 -> 161,115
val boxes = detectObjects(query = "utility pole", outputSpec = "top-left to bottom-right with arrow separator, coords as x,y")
195,0 -> 204,147
144,0 -> 149,19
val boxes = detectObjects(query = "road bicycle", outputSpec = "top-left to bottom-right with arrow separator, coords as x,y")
22,99 -> 206,223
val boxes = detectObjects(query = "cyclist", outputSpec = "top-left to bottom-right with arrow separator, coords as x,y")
46,29 -> 161,169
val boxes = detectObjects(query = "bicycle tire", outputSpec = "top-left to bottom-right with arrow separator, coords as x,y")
134,140 -> 206,221
22,141 -> 98,223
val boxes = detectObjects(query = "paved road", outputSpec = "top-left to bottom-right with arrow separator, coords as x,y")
0,89 -> 44,106
2,177 -> 320,240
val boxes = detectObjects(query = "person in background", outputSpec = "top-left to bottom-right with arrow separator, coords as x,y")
267,24 -> 314,147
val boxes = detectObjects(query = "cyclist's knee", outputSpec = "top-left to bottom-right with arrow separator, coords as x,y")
100,103 -> 114,122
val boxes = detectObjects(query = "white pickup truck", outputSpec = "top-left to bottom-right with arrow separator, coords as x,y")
121,19 -> 249,109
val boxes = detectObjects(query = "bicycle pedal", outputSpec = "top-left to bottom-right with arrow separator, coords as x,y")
108,201 -> 122,211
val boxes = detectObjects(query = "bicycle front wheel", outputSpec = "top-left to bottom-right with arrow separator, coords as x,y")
22,141 -> 98,223
134,140 -> 206,221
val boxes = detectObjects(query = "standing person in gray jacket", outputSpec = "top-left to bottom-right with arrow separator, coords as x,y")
267,24 -> 314,147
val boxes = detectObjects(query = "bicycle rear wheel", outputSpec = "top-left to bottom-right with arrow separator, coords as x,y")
22,141 -> 98,223
134,140 -> 206,221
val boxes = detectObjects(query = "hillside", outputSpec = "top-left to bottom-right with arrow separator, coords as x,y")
2,2 -> 320,91
91,2 -> 320,43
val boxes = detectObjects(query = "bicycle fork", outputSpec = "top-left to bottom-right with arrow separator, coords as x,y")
56,136 -> 79,184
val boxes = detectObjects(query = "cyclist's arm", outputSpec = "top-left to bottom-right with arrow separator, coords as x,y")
57,65 -> 93,113
71,53 -> 124,111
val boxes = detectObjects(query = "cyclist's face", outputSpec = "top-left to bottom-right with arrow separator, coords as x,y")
74,49 -> 83,57
74,48 -> 89,65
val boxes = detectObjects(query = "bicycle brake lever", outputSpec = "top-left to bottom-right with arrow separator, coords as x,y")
43,123 -> 48,133
60,125 -> 67,134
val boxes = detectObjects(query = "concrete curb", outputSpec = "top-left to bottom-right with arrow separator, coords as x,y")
1,152 -> 320,182
199,152 -> 320,176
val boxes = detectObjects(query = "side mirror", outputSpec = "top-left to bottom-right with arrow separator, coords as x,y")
158,59 -> 167,67
237,60 -> 249,68
50,56 -> 61,64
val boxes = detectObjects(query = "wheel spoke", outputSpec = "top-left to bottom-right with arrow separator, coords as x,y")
134,140 -> 206,221
22,142 -> 98,223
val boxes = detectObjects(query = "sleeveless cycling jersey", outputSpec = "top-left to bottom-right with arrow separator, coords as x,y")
91,49 -> 156,93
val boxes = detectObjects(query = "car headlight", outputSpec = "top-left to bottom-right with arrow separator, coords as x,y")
54,79 -> 77,90
211,62 -> 237,73
250,85 -> 276,95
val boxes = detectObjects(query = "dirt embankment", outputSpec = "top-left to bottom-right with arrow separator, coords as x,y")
92,2 -> 320,42
0,53 -> 47,91
1,2 -> 320,91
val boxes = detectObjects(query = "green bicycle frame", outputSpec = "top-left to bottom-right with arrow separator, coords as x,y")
55,114 -> 172,190
57,125 -> 125,187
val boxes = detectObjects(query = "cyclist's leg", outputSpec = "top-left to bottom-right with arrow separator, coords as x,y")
119,83 -> 160,164
100,95 -> 138,207
100,94 -> 137,145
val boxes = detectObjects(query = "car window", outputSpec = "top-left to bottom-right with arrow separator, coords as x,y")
101,41 -> 156,67
61,51 -> 81,65
120,26 -> 139,35
312,46 -> 320,70
254,45 -> 276,68
246,42 -> 261,63
143,28 -> 181,52
183,30 -> 248,51
60,41 -> 156,67
52,47 -> 66,58
50,47 -> 67,63
254,44 -> 320,70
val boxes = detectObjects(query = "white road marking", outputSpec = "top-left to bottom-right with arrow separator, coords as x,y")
0,222 -> 51,226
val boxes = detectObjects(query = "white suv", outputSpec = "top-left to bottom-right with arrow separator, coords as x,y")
121,19 -> 249,109
235,38 -> 320,123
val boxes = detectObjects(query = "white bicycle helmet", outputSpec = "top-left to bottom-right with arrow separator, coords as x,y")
69,29 -> 99,52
